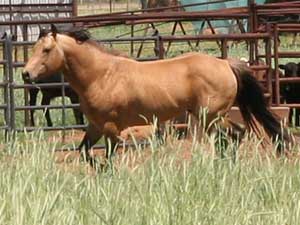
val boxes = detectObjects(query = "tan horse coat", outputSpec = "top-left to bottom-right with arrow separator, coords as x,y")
23,27 -> 288,161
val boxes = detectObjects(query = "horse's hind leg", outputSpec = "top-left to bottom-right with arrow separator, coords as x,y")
78,123 -> 103,167
188,108 -> 216,139
209,115 -> 245,159
295,108 -> 300,127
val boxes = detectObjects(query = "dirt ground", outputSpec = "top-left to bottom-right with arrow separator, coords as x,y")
51,124 -> 300,175
2,124 -> 299,175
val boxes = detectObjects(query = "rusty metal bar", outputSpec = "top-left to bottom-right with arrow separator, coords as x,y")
0,9 -> 250,26
61,74 -> 66,139
279,77 -> 300,83
161,33 -> 271,41
274,24 -> 280,105
265,24 -> 272,105
206,19 -> 221,48
72,0 -> 78,17
258,52 -> 300,58
221,39 -> 228,59
250,65 -> 269,70
255,1 -> 300,9
22,24 -> 30,127
0,3 -> 74,7
248,1 -> 255,64
5,35 -> 15,132
157,35 -> 165,59
2,38 -> 10,134
15,125 -> 86,132
15,104 -> 80,111
0,9 -> 73,14
165,21 -> 178,55
130,12 -> 135,57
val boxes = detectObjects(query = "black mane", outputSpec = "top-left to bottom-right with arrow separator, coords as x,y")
38,26 -> 91,42
65,28 -> 91,42
38,26 -> 128,57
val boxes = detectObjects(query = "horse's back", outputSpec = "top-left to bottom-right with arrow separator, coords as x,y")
118,52 -> 237,117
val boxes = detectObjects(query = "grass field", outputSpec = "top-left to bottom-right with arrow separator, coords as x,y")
1,129 -> 300,225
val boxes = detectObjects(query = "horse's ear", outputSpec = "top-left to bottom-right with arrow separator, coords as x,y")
38,27 -> 47,39
279,64 -> 285,70
1,32 -> 7,39
51,24 -> 58,39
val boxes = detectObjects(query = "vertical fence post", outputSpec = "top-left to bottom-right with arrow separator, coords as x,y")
61,74 -> 66,142
221,38 -> 228,59
3,35 -> 11,137
130,12 -> 134,57
72,0 -> 78,17
22,24 -> 30,127
265,24 -> 272,105
248,1 -> 256,64
156,35 -> 165,59
274,24 -> 280,106
5,34 -> 15,132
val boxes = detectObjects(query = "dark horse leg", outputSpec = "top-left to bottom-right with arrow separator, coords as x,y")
78,123 -> 103,166
69,94 -> 84,125
29,87 -> 39,126
215,117 -> 245,160
295,109 -> 300,127
41,93 -> 53,127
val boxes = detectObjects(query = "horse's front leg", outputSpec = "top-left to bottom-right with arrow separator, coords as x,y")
41,94 -> 52,127
69,94 -> 84,125
29,87 -> 39,127
78,123 -> 103,166
208,115 -> 245,159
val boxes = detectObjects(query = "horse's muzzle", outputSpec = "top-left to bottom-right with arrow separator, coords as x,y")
22,71 -> 32,82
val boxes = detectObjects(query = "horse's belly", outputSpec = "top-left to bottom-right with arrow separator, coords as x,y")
122,99 -> 186,126
79,87 -> 189,130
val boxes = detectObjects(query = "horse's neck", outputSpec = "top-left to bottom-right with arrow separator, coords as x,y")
60,39 -> 113,94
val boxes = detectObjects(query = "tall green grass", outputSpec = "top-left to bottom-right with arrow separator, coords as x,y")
0,130 -> 300,225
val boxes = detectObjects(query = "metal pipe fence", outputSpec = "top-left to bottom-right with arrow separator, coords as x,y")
1,37 -> 10,133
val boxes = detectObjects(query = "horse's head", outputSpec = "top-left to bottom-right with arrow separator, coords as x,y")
279,62 -> 299,77
22,24 -> 65,82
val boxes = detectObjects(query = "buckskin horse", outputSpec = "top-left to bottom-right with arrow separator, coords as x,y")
22,25 -> 289,165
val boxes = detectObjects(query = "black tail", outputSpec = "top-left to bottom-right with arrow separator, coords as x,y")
229,60 -> 289,153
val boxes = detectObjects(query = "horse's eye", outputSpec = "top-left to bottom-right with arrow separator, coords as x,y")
43,48 -> 51,53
